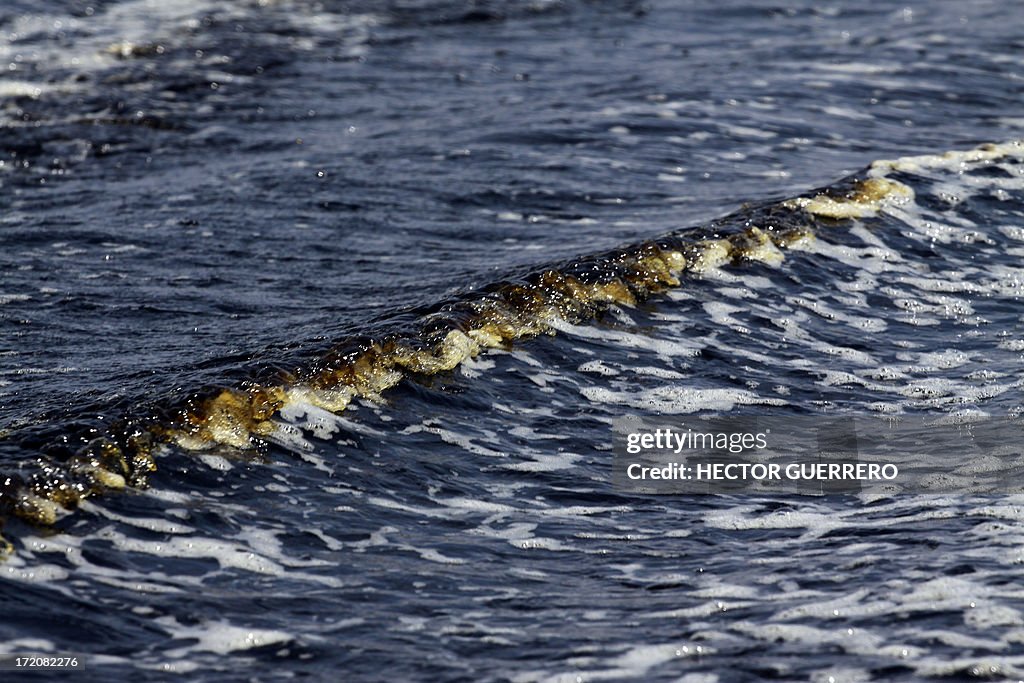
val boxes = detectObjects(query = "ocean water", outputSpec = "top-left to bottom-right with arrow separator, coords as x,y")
2,1 -> 1024,680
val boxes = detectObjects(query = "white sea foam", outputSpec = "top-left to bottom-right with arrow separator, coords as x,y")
580,385 -> 786,413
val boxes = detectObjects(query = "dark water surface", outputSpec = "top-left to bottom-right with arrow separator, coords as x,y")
2,1 -> 1024,680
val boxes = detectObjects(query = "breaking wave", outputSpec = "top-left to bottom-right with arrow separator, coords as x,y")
2,140 -> 1021,546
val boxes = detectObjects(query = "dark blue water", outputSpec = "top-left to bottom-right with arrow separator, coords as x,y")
2,1 -> 1024,680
